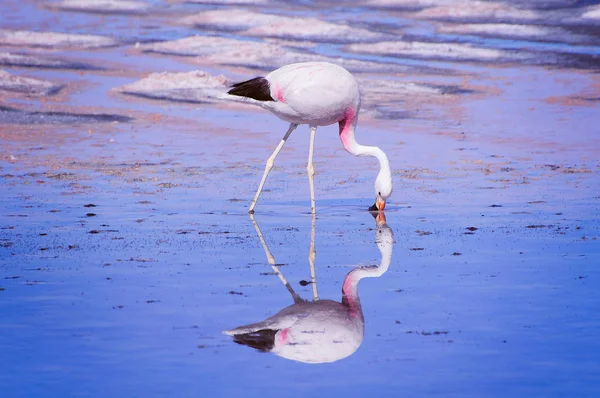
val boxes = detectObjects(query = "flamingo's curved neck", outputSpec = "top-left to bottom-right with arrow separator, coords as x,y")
339,112 -> 391,185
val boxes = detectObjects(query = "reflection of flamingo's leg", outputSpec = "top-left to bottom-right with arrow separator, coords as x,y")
249,213 -> 276,265
309,212 -> 319,301
249,214 -> 303,303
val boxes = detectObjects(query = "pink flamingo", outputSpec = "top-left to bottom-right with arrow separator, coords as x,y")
227,62 -> 392,214
224,213 -> 394,364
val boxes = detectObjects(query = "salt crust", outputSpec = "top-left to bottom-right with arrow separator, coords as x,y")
0,29 -> 117,49
581,5 -> 600,20
348,41 -> 529,62
415,1 -> 539,21
141,36 -> 280,57
365,0 -> 459,7
181,9 -> 386,42
358,79 -> 465,112
141,36 -> 418,73
0,52 -> 99,70
174,0 -> 268,4
437,23 -> 597,48
180,9 -> 285,31
51,0 -> 150,13
0,70 -> 62,96
240,18 -> 386,43
436,23 -> 590,45
439,23 -> 553,38
118,70 -> 229,103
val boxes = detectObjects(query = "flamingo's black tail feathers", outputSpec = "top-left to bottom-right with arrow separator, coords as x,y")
228,77 -> 274,102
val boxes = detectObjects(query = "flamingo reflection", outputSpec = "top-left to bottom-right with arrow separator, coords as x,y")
224,213 -> 394,364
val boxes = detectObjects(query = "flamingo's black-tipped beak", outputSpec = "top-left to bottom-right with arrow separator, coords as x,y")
368,197 -> 386,212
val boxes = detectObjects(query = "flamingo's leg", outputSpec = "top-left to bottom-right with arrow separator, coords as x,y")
249,123 -> 298,214
307,125 -> 317,214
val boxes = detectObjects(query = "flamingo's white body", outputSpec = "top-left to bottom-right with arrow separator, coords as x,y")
258,62 -> 360,127
223,214 -> 394,364
227,62 -> 392,213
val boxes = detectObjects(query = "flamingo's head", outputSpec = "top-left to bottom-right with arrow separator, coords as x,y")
369,172 -> 392,212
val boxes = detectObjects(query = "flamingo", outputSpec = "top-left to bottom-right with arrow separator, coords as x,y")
226,62 -> 392,214
223,213 -> 394,364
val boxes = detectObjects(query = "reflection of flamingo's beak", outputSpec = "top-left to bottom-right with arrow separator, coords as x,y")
375,212 -> 387,226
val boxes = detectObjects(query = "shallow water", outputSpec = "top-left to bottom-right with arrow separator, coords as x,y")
1,0 -> 600,397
